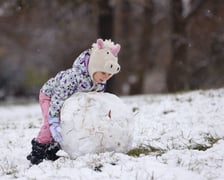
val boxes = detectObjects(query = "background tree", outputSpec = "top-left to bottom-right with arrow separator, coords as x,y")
167,0 -> 207,92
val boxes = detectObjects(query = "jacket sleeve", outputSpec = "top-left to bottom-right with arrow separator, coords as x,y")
48,71 -> 78,117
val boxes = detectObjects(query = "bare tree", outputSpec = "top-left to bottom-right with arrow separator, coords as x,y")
97,0 -> 115,93
113,0 -> 154,95
166,0 -> 207,92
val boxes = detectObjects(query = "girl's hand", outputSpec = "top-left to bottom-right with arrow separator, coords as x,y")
49,117 -> 62,143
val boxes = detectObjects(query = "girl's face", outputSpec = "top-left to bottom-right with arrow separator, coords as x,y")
93,72 -> 112,83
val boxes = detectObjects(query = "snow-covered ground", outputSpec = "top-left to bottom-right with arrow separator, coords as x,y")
0,88 -> 224,180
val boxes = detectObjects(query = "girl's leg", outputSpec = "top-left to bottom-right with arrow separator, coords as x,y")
36,92 -> 53,144
27,92 -> 60,164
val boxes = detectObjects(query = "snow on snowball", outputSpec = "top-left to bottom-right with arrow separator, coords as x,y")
60,92 -> 134,159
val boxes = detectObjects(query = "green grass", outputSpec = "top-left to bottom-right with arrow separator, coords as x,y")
127,145 -> 165,157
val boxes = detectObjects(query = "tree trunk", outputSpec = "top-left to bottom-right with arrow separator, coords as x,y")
166,0 -> 189,92
97,0 -> 115,93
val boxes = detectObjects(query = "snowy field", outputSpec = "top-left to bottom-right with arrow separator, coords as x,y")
0,88 -> 224,180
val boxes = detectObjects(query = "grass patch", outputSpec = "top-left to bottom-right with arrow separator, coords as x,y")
127,145 -> 165,157
190,134 -> 223,151
191,144 -> 211,151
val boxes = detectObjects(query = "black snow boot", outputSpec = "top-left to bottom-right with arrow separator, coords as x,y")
45,141 -> 61,161
27,138 -> 48,165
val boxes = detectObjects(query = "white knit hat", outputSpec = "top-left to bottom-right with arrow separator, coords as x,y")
88,39 -> 121,81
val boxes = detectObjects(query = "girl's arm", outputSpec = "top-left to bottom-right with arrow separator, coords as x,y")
49,71 -> 78,118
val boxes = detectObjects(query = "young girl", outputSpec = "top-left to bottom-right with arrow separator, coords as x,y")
27,38 -> 121,165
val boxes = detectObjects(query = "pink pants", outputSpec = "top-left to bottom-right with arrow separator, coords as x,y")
36,92 -> 53,144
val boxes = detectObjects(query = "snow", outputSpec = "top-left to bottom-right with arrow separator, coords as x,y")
1,88 -> 224,179
60,92 -> 134,158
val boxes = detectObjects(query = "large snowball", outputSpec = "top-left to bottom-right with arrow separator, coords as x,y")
60,92 -> 134,159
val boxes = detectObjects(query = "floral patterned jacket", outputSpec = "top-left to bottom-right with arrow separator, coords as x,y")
40,50 -> 106,118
